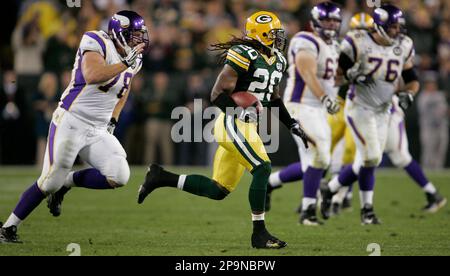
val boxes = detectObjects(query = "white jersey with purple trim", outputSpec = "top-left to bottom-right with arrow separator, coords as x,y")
283,31 -> 340,107
59,30 -> 142,126
341,30 -> 414,112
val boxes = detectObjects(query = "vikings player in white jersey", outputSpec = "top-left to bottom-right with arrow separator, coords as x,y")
0,11 -> 148,243
333,95 -> 447,213
280,1 -> 341,225
320,4 -> 420,224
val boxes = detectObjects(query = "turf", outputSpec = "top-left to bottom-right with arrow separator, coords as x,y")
0,166 -> 449,256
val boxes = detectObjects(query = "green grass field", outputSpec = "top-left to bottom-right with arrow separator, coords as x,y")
0,166 -> 449,256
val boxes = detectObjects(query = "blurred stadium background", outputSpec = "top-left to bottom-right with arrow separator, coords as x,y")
0,0 -> 449,169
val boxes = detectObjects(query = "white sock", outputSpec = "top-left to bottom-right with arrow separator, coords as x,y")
328,176 -> 342,193
332,186 -> 349,204
423,182 -> 437,194
302,197 -> 317,211
359,191 -> 374,207
268,172 -> 282,188
64,171 -> 75,188
252,213 -> 265,221
3,213 -> 22,228
177,175 -> 187,190
346,190 -> 353,200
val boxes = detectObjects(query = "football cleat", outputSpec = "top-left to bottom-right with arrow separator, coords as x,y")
0,223 -> 22,244
251,229 -> 287,249
47,186 -> 71,217
300,204 -> 323,226
137,164 -> 164,204
342,197 -> 352,211
331,202 -> 341,216
423,192 -> 447,213
360,204 -> 381,225
265,184 -> 281,212
319,181 -> 336,220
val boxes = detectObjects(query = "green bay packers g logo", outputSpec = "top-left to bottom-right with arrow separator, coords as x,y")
256,15 -> 273,23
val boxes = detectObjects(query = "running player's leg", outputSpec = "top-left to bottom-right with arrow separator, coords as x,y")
1,109 -> 83,241
386,113 -> 446,212
295,105 -> 331,225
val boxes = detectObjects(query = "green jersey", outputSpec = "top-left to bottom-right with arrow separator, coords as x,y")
225,44 -> 287,106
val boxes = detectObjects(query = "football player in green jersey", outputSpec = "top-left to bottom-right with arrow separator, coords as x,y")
137,11 -> 312,249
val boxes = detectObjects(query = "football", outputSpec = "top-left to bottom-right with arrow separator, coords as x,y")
231,91 -> 263,112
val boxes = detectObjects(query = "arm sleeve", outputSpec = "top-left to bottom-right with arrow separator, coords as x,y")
224,45 -> 251,74
340,36 -> 358,62
403,37 -> 415,64
291,35 -> 319,59
80,32 -> 107,58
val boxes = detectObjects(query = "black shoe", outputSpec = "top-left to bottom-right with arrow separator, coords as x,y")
300,204 -> 323,226
265,184 -> 281,212
342,197 -> 352,210
295,203 -> 302,214
251,229 -> 287,249
0,223 -> 22,244
319,181 -> 336,220
138,164 -> 164,204
47,186 -> 71,217
360,204 -> 381,225
423,192 -> 447,213
331,202 -> 341,216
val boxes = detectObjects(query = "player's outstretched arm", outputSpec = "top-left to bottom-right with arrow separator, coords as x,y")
82,51 -> 127,84
81,43 -> 144,84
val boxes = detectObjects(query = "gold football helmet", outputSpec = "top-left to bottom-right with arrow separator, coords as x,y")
349,12 -> 374,30
245,11 -> 286,51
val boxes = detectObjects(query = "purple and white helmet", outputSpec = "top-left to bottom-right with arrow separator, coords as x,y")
311,1 -> 342,40
108,10 -> 150,53
373,4 -> 405,45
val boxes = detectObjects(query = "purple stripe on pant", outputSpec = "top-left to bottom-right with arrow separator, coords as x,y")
398,121 -> 404,150
48,122 -> 57,165
347,116 -> 366,145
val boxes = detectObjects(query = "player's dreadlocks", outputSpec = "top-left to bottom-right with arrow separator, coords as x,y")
210,35 -> 271,64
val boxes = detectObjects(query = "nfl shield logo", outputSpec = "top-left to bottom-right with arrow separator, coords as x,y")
394,47 -> 402,56
276,63 -> 282,71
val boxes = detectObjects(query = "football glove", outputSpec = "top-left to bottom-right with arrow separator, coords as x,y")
112,29 -> 142,68
397,91 -> 414,111
320,95 -> 340,115
289,119 -> 314,149
353,74 -> 376,88
107,118 -> 117,134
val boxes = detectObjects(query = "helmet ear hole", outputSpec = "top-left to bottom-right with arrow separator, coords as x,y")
262,32 -> 267,37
